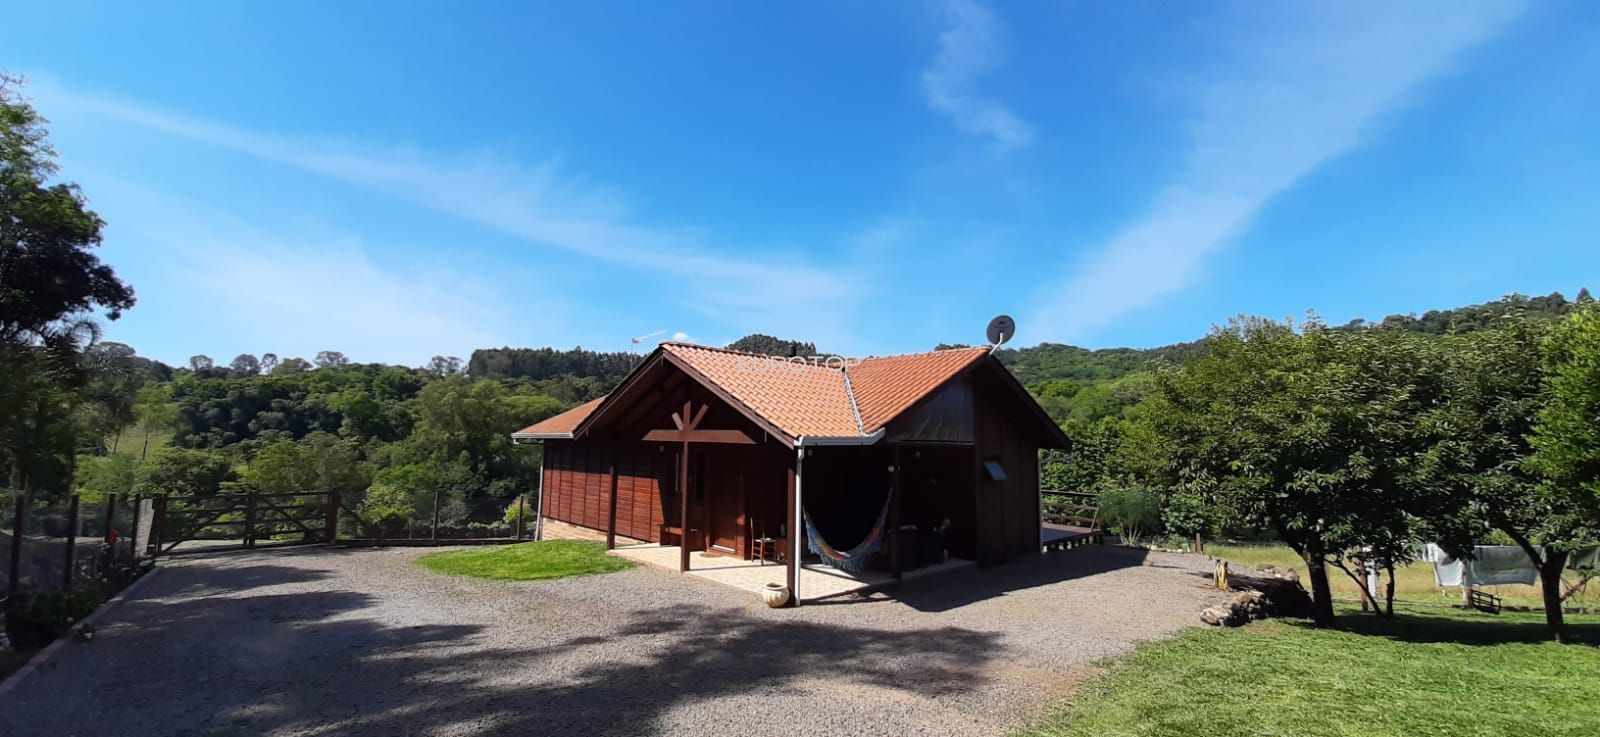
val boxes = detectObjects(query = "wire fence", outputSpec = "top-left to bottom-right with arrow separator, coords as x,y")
3,490 -> 151,651
336,490 -> 540,544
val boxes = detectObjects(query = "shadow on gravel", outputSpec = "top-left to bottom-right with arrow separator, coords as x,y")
4,550 -> 1006,737
890,545 -> 1151,613
162,563 -> 333,597
231,603 -> 1004,737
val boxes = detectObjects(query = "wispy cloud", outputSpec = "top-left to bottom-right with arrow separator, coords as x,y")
922,0 -> 1033,151
1029,1 -> 1527,342
88,178 -> 523,366
28,78 -> 863,342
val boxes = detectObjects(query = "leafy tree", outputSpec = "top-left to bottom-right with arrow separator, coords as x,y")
1522,307 -> 1600,641
242,432 -> 369,495
133,383 -> 177,459
134,447 -> 235,496
0,74 -> 134,345
74,452 -> 138,502
1140,317 -> 1454,625
259,353 -> 279,375
426,355 -> 463,377
315,350 -> 350,369
188,355 -> 214,372
725,334 -> 818,357
273,357 -> 311,375
229,353 -> 261,376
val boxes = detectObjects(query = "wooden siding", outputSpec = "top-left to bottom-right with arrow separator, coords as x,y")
541,443 -> 666,542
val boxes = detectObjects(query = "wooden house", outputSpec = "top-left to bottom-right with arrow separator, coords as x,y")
511,342 -> 1069,604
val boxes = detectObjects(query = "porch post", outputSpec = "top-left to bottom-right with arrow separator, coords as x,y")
890,445 -> 902,580
786,446 -> 801,605
606,456 -> 618,550
679,441 -> 691,573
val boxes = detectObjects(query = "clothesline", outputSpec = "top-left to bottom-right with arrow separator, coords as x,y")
1418,543 -> 1600,588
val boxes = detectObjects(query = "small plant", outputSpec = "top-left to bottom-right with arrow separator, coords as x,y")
1099,486 -> 1162,546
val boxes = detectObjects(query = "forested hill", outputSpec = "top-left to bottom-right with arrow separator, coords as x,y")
992,290 -> 1589,386
462,290 -> 1587,388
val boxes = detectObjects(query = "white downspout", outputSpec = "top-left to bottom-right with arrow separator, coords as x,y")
794,444 -> 806,604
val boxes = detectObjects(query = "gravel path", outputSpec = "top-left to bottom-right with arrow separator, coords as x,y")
0,544 -> 1227,737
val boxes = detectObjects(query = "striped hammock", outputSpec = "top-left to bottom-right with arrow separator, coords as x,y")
803,488 -> 892,574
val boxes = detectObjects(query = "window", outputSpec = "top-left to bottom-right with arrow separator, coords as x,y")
983,459 -> 1007,481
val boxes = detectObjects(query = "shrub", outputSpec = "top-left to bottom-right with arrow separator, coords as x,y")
1100,486 -> 1162,545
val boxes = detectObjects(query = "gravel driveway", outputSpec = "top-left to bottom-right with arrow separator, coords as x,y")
0,544 -> 1226,737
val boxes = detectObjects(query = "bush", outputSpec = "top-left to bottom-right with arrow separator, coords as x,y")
1100,486 -> 1162,545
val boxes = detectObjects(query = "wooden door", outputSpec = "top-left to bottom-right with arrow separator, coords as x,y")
707,451 -> 745,554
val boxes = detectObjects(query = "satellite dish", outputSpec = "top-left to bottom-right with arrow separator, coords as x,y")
986,315 -> 1015,350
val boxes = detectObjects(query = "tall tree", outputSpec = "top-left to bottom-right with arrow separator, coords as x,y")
188,354 -> 214,372
315,350 -> 350,369
229,353 -> 261,376
0,74 -> 134,492
1523,307 -> 1600,642
1141,317 -> 1453,625
259,352 -> 280,375
0,74 -> 135,345
427,355 -> 463,377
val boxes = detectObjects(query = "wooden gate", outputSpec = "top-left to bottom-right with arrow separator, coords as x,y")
150,490 -> 339,557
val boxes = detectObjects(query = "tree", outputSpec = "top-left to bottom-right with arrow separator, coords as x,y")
427,355 -> 463,377
1140,317 -> 1453,625
134,447 -> 235,496
0,74 -> 135,345
273,357 -> 311,375
725,334 -> 817,357
133,383 -> 177,459
315,351 -> 350,369
229,353 -> 261,376
1522,307 -> 1600,642
259,353 -> 279,375
1,75 -> 134,493
188,355 -> 214,372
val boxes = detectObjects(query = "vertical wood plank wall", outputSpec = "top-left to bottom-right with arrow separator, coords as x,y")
541,443 -> 666,542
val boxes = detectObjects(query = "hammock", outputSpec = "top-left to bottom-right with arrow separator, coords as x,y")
803,487 -> 892,574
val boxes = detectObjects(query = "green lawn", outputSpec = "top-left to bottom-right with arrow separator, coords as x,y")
1016,607 -> 1600,737
413,540 -> 634,581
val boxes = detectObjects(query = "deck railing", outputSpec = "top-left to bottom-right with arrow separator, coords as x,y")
1040,490 -> 1101,530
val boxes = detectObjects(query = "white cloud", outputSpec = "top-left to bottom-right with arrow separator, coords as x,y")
27,79 -> 863,343
91,180 -> 525,366
1028,1 -> 1527,342
922,0 -> 1033,151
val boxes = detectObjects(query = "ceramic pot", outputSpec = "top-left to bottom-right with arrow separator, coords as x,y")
762,582 -> 791,608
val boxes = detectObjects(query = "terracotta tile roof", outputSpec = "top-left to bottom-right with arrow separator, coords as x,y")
848,347 -> 990,432
513,395 -> 606,437
659,343 -> 991,439
661,343 -> 860,437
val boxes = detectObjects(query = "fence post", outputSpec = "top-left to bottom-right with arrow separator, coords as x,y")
131,496 -> 144,558
7,492 -> 25,614
104,493 -> 118,543
244,492 -> 257,549
326,490 -> 340,544
431,488 -> 442,542
63,494 -> 81,589
515,493 -> 526,540
151,496 -> 166,556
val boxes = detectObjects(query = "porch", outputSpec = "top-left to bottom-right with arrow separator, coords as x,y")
611,542 -> 975,602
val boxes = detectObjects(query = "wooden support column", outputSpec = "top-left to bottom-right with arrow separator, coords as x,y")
679,442 -> 691,572
326,490 -> 341,543
785,450 -> 799,605
890,445 -> 903,580
606,457 -> 619,550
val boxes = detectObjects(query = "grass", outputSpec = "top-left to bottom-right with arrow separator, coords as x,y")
1016,606 -> 1600,737
1208,542 -> 1599,609
413,540 -> 634,581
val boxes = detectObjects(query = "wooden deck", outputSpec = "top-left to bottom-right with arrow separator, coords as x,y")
1041,523 -> 1102,552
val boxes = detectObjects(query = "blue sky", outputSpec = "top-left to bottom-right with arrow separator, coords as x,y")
9,0 -> 1598,365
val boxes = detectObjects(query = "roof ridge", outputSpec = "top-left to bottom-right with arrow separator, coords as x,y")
840,363 -> 866,436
